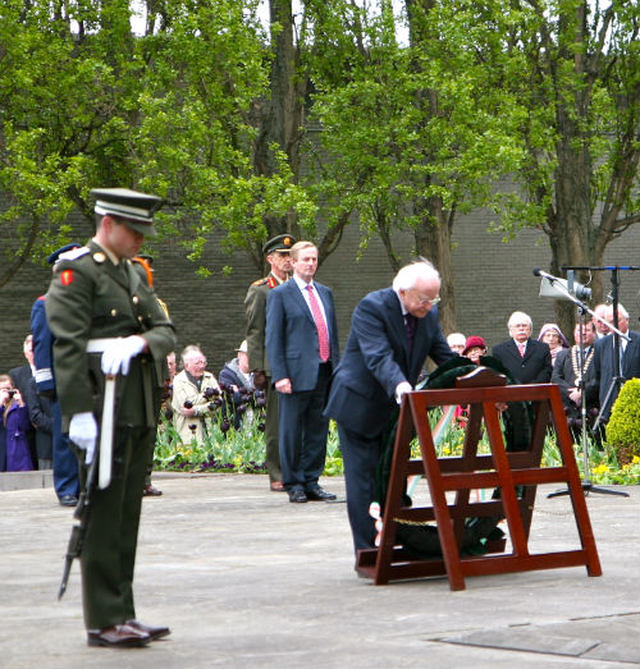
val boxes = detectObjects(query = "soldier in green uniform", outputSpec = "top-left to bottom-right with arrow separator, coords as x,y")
244,234 -> 296,492
46,188 -> 177,648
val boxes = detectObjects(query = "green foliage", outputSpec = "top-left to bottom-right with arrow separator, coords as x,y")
154,413 -> 344,477
605,379 -> 640,465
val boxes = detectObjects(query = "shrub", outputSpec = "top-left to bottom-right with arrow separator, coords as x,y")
605,378 -> 640,466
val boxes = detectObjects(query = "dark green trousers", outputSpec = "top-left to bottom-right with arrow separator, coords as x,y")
264,379 -> 282,483
79,425 -> 154,630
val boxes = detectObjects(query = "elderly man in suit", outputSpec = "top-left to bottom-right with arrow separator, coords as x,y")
492,311 -> 553,384
492,311 -> 552,450
324,260 -> 454,554
593,303 -> 640,422
266,241 -> 340,504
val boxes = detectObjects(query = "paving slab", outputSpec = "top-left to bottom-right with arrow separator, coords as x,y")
0,472 -> 638,668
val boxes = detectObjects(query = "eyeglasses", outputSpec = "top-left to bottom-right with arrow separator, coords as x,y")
409,290 -> 441,306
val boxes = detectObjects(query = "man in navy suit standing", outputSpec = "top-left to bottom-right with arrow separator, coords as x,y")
266,241 -> 340,503
324,261 -> 454,553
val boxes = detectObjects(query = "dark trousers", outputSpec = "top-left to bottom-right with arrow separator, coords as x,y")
80,424 -> 153,630
278,364 -> 331,492
264,378 -> 282,483
338,425 -> 384,554
52,401 -> 79,499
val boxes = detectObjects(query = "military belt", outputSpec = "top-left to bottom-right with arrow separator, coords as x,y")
86,338 -> 119,488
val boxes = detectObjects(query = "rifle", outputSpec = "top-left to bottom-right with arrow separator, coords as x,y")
57,450 -> 98,600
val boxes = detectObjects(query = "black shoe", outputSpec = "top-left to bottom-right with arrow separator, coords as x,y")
87,624 -> 151,648
125,619 -> 171,641
305,485 -> 337,501
59,495 -> 78,507
288,489 -> 308,503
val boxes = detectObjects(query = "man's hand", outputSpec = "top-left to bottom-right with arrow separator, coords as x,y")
69,412 -> 98,464
101,336 -> 146,375
395,381 -> 413,405
275,378 -> 292,394
253,370 -> 267,390
569,387 -> 582,405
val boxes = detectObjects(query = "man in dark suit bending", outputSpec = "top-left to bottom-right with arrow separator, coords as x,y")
324,260 -> 454,554
266,241 -> 340,504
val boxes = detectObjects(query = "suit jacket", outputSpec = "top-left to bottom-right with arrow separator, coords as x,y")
552,345 -> 598,411
491,338 -> 552,385
265,278 -> 339,392
8,363 -> 33,398
593,330 -> 640,413
324,287 -> 453,438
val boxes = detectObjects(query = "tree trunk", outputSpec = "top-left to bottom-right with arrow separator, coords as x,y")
413,198 -> 457,334
251,0 -> 305,242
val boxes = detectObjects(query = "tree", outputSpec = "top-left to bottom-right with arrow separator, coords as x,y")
485,0 -> 640,334
0,0 -> 316,285
303,0 -> 525,331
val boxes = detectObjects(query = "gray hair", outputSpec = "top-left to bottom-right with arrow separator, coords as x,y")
392,260 -> 441,292
606,303 -> 629,320
180,344 -> 205,366
507,311 -> 533,330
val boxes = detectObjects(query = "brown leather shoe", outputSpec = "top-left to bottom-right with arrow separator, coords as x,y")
143,484 -> 163,497
87,624 -> 151,648
270,481 -> 285,492
125,619 -> 171,640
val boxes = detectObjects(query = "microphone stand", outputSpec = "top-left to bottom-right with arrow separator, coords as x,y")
540,275 -> 629,499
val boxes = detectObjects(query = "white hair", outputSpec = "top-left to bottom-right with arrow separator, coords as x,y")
606,303 -> 629,320
507,311 -> 532,330
392,260 -> 441,292
181,344 -> 205,366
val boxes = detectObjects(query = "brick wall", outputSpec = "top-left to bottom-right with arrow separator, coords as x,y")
1,205 -> 639,376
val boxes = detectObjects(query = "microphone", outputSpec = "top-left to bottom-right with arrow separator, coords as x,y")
533,268 -> 557,282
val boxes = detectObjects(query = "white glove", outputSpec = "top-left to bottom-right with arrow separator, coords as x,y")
395,381 -> 413,405
69,412 -> 98,464
101,335 -> 146,375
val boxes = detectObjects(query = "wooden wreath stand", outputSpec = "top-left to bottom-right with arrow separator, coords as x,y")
355,367 -> 602,590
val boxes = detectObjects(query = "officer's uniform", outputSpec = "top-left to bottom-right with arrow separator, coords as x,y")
244,234 -> 295,486
46,189 -> 176,638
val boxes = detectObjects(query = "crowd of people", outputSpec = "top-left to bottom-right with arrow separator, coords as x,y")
1,193 -> 639,648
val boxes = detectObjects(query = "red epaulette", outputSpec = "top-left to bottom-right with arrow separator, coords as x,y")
267,276 -> 278,289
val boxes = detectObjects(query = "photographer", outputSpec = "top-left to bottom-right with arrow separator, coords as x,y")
0,374 -> 34,471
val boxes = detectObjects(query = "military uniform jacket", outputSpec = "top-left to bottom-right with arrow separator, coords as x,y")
244,272 -> 283,375
45,240 -> 177,429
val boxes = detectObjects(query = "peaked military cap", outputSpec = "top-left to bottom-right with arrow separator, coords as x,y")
262,233 -> 296,255
91,187 -> 163,237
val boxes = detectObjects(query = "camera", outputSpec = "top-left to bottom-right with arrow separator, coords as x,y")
8,389 -> 16,397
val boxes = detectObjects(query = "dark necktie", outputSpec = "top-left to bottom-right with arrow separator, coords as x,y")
404,314 -> 417,352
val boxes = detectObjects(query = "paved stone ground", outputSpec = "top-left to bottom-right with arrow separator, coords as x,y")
1,472 -> 638,668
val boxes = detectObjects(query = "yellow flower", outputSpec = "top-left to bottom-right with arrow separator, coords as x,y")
632,455 -> 640,465
592,463 -> 610,475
